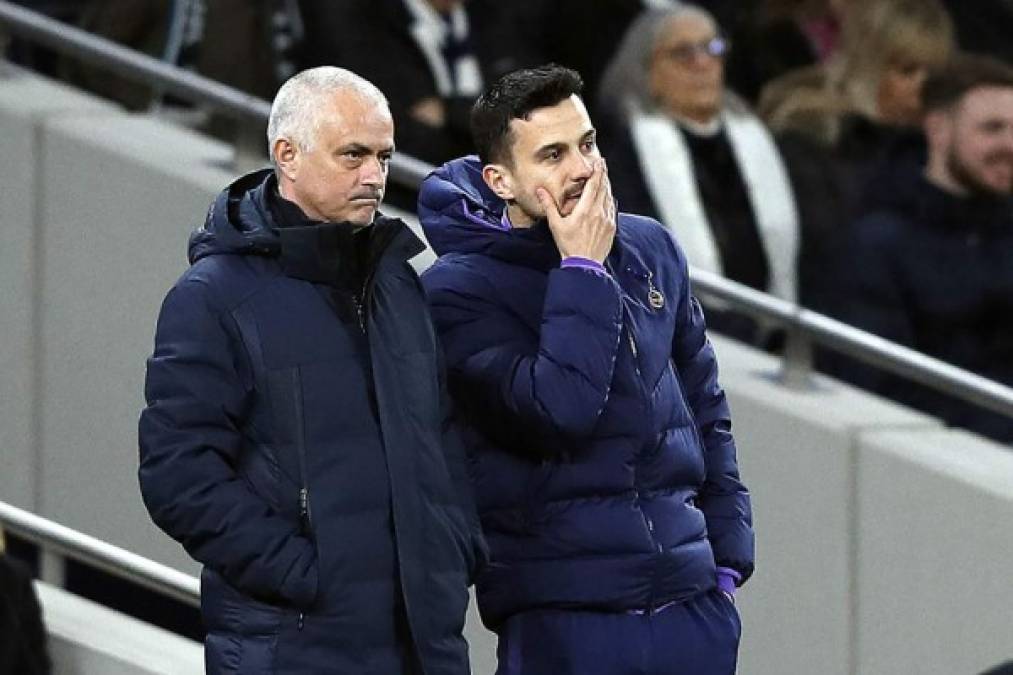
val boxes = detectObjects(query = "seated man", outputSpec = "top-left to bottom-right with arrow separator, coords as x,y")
838,55 -> 1013,444
420,64 -> 753,675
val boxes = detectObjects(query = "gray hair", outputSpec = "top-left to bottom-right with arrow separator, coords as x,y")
597,3 -> 722,119
267,66 -> 389,162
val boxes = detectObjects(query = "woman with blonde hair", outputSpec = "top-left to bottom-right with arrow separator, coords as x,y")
754,0 -> 954,315
760,0 -> 955,145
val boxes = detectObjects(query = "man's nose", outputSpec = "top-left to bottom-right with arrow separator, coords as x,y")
570,152 -> 594,180
359,156 -> 386,186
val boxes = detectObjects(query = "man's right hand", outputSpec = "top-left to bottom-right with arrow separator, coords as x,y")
537,158 -> 617,264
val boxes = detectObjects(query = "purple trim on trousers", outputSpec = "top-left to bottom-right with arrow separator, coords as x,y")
716,567 -> 741,596
560,257 -> 607,276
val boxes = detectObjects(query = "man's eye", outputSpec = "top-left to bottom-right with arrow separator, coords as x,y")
546,150 -> 561,161
581,140 -> 596,152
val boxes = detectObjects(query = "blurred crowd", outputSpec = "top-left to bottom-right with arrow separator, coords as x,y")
6,0 -> 1013,444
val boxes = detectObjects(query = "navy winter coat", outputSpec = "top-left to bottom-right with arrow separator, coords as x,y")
139,169 -> 481,674
418,157 -> 754,629
836,166 -> 1013,443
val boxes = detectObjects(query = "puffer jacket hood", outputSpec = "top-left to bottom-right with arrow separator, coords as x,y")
418,155 -> 562,271
188,168 -> 282,264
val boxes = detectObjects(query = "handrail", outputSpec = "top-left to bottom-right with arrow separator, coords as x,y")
0,0 -> 432,188
689,269 -> 1013,420
0,501 -> 200,608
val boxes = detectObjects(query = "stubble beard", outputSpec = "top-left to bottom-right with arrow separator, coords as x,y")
946,144 -> 1013,199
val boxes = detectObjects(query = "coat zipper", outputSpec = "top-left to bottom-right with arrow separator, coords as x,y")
292,368 -> 311,631
623,294 -> 663,615
604,258 -> 664,612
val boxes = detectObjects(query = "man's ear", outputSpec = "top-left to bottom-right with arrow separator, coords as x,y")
482,163 -> 516,202
273,138 -> 300,181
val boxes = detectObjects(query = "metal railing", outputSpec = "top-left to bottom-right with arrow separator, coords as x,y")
0,500 -> 200,607
0,0 -> 433,186
1,0 -> 1011,610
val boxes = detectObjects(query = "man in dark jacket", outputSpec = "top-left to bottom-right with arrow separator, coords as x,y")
837,55 -> 1013,444
419,65 -> 753,675
138,66 -> 483,675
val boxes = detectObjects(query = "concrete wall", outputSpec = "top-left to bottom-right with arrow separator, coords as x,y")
854,429 -> 1013,675
0,64 -> 113,512
37,581 -> 203,674
3,66 -> 1012,675
710,337 -> 942,675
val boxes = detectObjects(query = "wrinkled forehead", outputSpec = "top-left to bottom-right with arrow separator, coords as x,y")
316,92 -> 393,138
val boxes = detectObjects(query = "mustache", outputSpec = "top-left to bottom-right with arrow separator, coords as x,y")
563,183 -> 586,200
350,188 -> 383,200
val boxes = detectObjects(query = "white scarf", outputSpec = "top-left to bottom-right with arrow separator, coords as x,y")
628,106 -> 799,303
404,0 -> 483,98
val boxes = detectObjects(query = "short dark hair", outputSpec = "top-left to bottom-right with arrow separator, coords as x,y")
922,53 -> 1013,113
470,64 -> 584,165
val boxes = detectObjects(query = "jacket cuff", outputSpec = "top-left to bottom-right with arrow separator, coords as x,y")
560,257 -> 607,276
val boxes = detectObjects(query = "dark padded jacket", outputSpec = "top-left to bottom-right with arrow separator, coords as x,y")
835,166 -> 1013,443
139,169 -> 482,674
418,157 -> 754,629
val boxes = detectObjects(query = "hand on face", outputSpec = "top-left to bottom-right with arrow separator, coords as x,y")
536,158 -> 617,263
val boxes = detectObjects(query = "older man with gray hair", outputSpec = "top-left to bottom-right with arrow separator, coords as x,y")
139,66 -> 484,675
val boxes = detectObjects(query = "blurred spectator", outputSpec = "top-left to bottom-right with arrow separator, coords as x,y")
982,661 -> 1013,675
3,1 -> 87,76
943,0 -> 1013,65
758,0 -> 955,312
760,0 -> 954,146
835,55 -> 1013,444
0,529 -> 50,675
299,0 -> 533,166
725,0 -> 847,103
63,0 -> 300,111
597,4 -> 799,343
516,0 -> 681,112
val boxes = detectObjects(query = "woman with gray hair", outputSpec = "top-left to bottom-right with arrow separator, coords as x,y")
598,3 -> 800,327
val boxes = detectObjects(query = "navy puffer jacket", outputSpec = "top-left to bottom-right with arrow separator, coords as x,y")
419,157 -> 754,629
139,169 -> 481,674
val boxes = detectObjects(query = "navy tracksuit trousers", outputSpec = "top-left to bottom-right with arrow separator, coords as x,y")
494,589 -> 741,675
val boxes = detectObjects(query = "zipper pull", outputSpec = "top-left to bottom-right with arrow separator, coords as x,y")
647,272 -> 665,310
299,487 -> 311,532
298,612 -> 305,630
352,296 -> 366,333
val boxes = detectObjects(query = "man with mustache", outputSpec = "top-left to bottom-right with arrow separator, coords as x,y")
139,66 -> 484,674
419,64 -> 753,674
839,54 -> 1013,443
